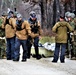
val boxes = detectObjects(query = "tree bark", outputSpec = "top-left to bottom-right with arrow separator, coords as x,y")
53,0 -> 60,25
40,0 -> 47,29
75,0 -> 76,12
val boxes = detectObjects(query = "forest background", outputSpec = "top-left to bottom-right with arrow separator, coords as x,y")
0,0 -> 76,58
0,0 -> 76,35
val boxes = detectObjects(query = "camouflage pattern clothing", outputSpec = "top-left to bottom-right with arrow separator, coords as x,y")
70,18 -> 76,59
0,16 -> 6,59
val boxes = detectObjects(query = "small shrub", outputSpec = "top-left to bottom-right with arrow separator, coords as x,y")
39,36 -> 55,44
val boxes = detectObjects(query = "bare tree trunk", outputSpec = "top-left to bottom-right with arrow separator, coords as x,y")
56,0 -> 60,22
53,0 -> 60,25
47,2 -> 51,29
75,0 -> 76,12
60,1 -> 65,16
69,0 -> 75,12
0,0 -> 2,15
1,0 -> 7,12
40,0 -> 47,29
53,0 -> 56,25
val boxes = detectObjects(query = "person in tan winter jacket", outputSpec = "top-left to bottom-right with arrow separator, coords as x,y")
13,13 -> 31,62
52,16 -> 73,63
27,11 -> 42,60
2,11 -> 16,60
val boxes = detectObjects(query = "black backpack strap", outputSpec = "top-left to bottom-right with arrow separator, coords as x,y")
16,20 -> 24,31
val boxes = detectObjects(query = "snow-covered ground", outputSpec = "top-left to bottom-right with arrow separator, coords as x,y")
0,57 -> 76,75
0,46 -> 76,75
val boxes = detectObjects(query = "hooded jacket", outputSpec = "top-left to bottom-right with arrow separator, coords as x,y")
16,20 -> 31,40
2,17 -> 16,38
28,18 -> 42,38
52,21 -> 73,43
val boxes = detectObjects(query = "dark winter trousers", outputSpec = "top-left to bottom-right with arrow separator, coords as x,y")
27,37 -> 39,58
14,38 -> 27,60
53,43 -> 66,62
6,36 -> 15,60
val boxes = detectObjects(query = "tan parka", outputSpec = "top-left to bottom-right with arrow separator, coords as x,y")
16,20 -> 31,40
29,21 -> 42,38
52,21 -> 73,43
2,17 -> 16,38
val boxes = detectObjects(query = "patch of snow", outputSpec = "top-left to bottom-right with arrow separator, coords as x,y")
43,42 -> 55,51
